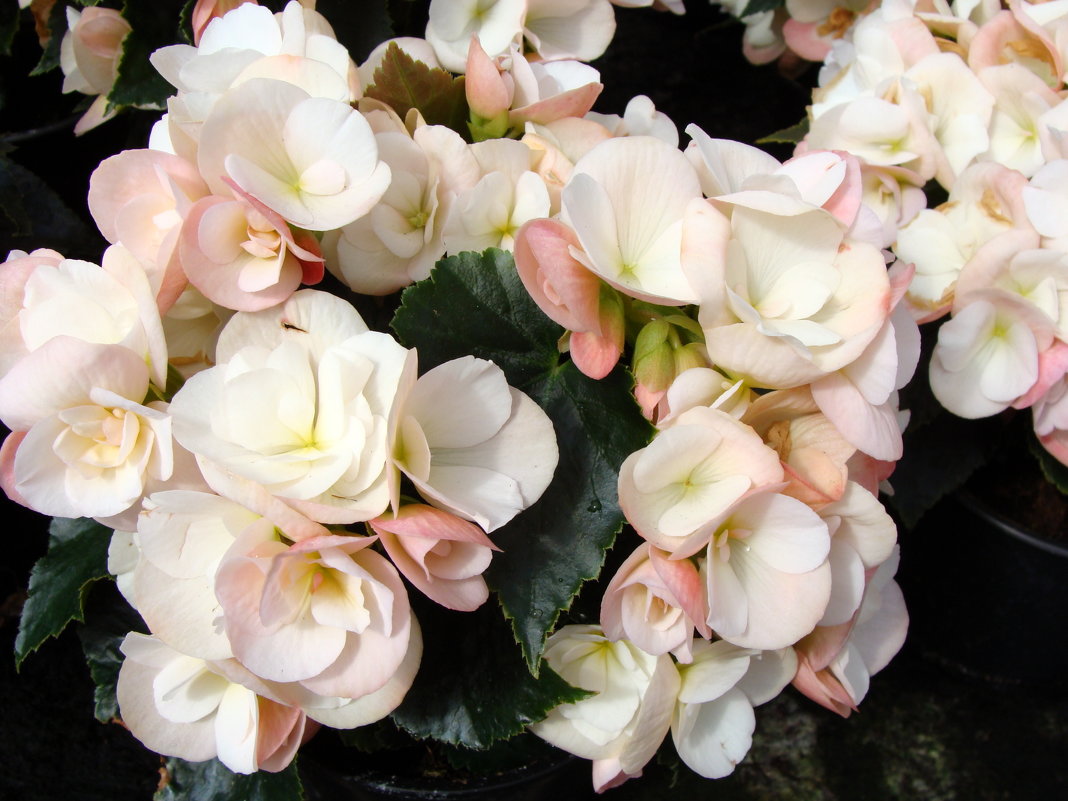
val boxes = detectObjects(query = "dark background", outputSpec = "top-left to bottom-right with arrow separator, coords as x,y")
1,1 -> 1065,799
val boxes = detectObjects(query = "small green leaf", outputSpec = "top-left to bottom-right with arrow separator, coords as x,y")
757,117 -> 809,145
740,0 -> 785,16
14,517 -> 112,667
391,600 -> 590,747
364,41 -> 469,136
155,758 -> 302,801
78,589 -> 147,723
392,250 -> 653,669
110,1 -> 184,110
1030,435 -> 1068,495
30,0 -> 68,75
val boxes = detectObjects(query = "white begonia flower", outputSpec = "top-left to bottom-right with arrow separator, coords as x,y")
531,625 -> 680,792
586,95 -> 679,147
116,633 -> 311,775
443,138 -> 551,254
327,125 -> 477,295
929,291 -> 1055,418
1,246 -> 169,388
169,290 -> 409,524
197,78 -> 391,232
670,640 -> 796,779
523,0 -> 617,62
618,407 -> 784,558
561,135 -> 702,305
391,355 -> 558,533
425,0 -> 527,73
0,338 -> 172,521
979,63 -> 1068,178
123,491 -> 263,661
695,205 -> 890,389
701,490 -> 832,651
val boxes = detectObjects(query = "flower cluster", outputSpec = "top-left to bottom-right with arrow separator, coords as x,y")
794,0 -> 1068,469
2,0 -> 923,795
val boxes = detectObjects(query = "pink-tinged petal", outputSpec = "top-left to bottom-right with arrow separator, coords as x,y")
255,700 -> 306,773
570,328 -> 622,380
305,616 -> 423,729
1014,340 -> 1068,409
514,218 -> 602,333
0,431 -> 30,509
371,504 -> 498,548
379,527 -> 490,611
792,658 -> 855,717
591,757 -> 636,793
679,198 -> 731,308
672,687 -> 755,779
811,372 -> 904,461
511,83 -> 604,127
649,546 -> 710,639
465,36 -> 511,120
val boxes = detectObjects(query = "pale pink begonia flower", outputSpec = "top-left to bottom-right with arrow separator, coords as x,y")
742,387 -> 856,507
521,117 -> 614,213
0,248 -> 63,378
691,203 -> 891,389
513,217 -> 625,379
977,63 -> 1068,177
968,6 -> 1062,87
88,148 -> 211,312
425,0 -> 527,72
792,546 -> 907,716
214,521 -> 415,701
1021,158 -> 1068,253
169,289 -> 409,524
0,338 -> 173,520
655,367 -> 753,427
389,354 -> 558,533
600,542 -> 710,661
179,180 -> 324,312
116,632 -> 311,774
670,641 -> 796,778
161,286 -> 233,379
782,0 -> 873,63
855,162 -> 926,250
443,137 -> 551,254
59,6 -> 131,135
700,489 -> 832,650
1032,363 -> 1068,466
929,289 -> 1056,418
0,246 -> 169,388
560,135 -> 702,305
530,624 -> 680,793
683,126 -> 781,199
325,125 -> 476,295
524,0 -> 617,62
894,161 -> 1032,321
370,503 -> 499,612
197,78 -> 391,232
618,406 -> 784,558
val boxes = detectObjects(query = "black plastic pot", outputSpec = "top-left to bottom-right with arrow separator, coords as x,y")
299,749 -> 589,801
897,489 -> 1068,686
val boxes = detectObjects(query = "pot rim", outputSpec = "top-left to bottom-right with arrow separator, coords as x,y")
957,489 -> 1068,558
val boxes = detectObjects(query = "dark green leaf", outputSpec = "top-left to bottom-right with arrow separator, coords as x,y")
392,250 -> 653,669
391,600 -> 589,747
740,0 -> 785,16
110,1 -> 184,110
14,517 -> 112,667
757,117 -> 809,145
78,587 -> 147,723
317,0 -> 393,63
0,0 -> 19,57
364,41 -> 468,136
155,758 -> 302,801
178,0 -> 197,44
30,0 -> 68,75
0,154 -> 99,257
1030,434 -> 1068,495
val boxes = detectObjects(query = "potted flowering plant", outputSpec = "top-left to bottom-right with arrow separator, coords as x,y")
0,0 -> 930,798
